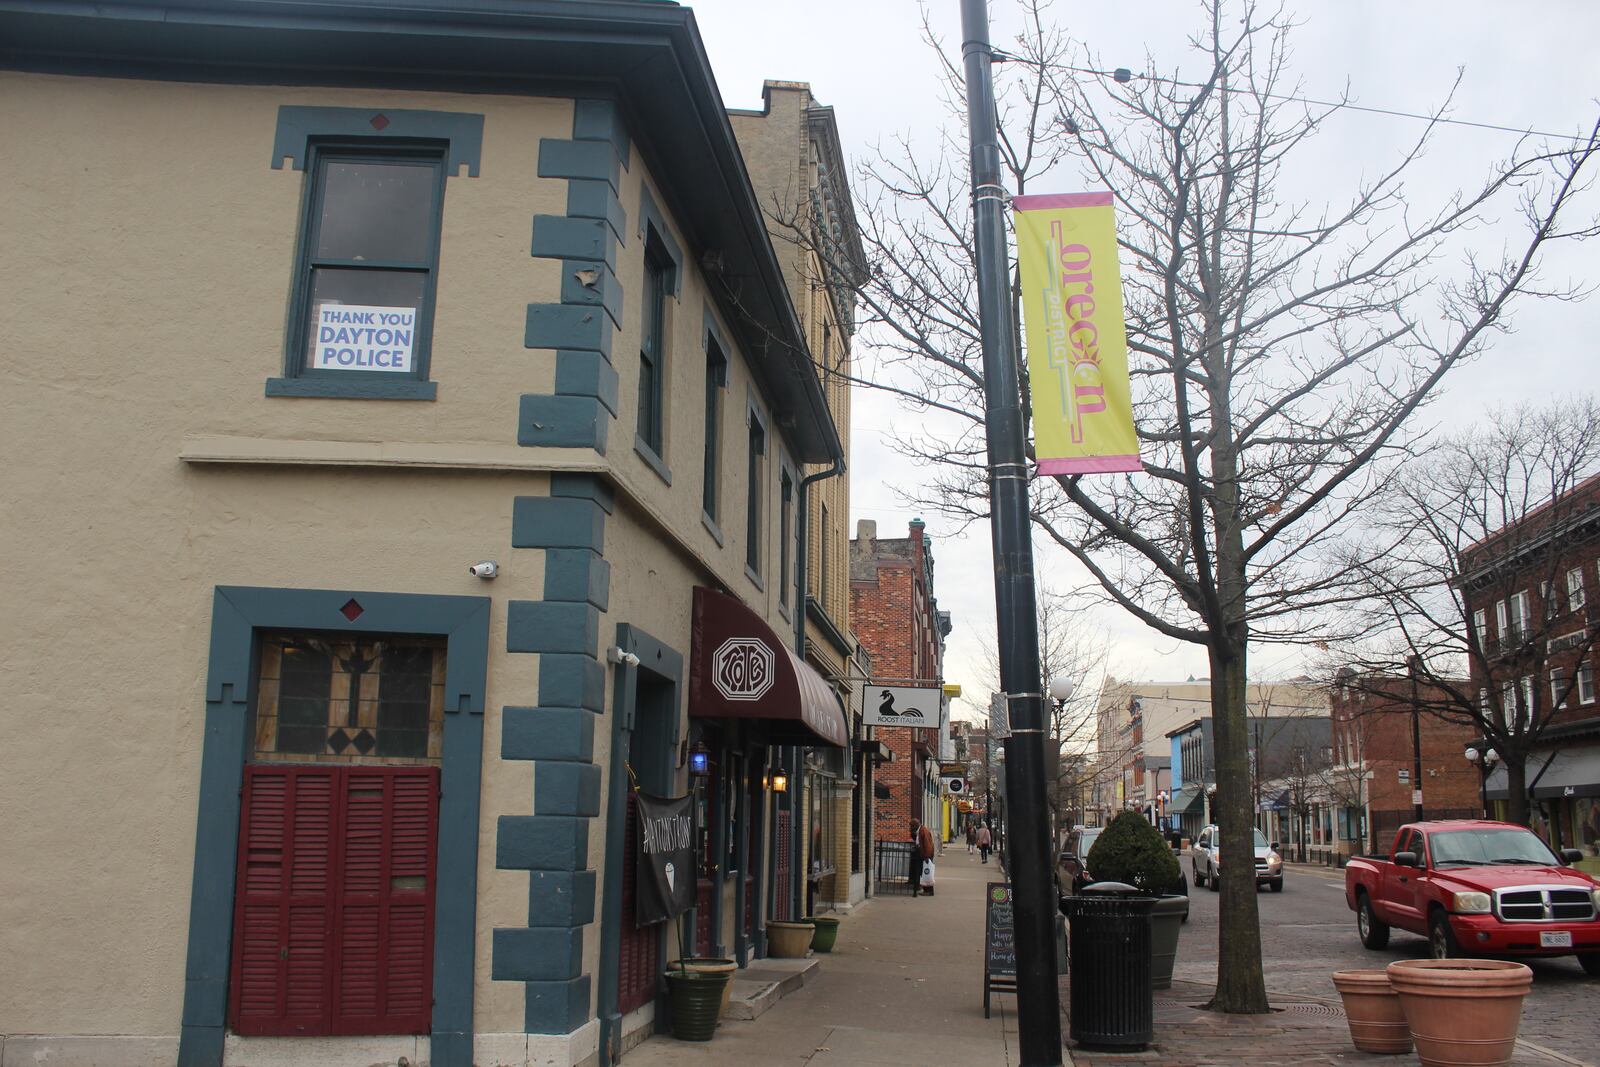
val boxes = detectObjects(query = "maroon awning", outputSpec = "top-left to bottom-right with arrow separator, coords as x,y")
689,587 -> 848,747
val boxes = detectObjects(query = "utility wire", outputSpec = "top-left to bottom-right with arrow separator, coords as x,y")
996,53 -> 1592,144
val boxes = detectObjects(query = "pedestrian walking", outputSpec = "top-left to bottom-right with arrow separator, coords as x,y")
913,818 -> 937,895
976,822 -> 992,864
966,822 -> 977,854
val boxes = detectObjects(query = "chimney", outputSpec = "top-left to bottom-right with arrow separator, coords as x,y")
855,518 -> 876,543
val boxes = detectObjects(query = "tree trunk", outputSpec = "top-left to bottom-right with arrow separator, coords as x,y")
1503,750 -> 1530,828
1206,647 -> 1270,1012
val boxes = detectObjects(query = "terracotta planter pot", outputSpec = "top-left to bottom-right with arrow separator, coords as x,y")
668,957 -> 736,1018
1331,969 -> 1411,1054
766,920 -> 815,958
1386,959 -> 1532,1067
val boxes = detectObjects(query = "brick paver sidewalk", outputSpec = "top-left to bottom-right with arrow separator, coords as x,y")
1064,976 -> 1587,1067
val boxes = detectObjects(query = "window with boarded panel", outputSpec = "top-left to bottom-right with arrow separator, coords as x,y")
229,764 -> 438,1037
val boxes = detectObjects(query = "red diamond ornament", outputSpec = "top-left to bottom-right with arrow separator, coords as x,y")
340,598 -> 365,622
369,113 -> 391,131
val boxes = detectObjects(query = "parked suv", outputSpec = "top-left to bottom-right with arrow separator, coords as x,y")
1190,824 -> 1284,892
1060,826 -> 1102,893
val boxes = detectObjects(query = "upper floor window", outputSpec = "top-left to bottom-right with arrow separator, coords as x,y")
746,411 -> 766,578
1580,661 -> 1596,705
1472,608 -> 1487,653
1567,567 -> 1587,613
1551,667 -> 1569,710
1508,590 -> 1531,643
820,500 -> 832,609
703,337 -> 728,522
638,239 -> 671,458
779,470 -> 794,607
288,150 -> 445,393
267,106 -> 482,401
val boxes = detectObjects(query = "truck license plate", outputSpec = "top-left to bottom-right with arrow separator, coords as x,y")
1540,931 -> 1573,949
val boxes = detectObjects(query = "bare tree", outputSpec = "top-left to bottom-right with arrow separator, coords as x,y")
1336,398 -> 1600,828
798,0 -> 1600,1015
976,584 -> 1111,835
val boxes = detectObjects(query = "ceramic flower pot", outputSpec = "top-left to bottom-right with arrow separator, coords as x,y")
667,957 -> 737,1018
1331,969 -> 1412,1054
807,915 -> 841,953
1148,894 -> 1188,990
766,920 -> 816,958
663,968 -> 732,1041
1386,959 -> 1532,1067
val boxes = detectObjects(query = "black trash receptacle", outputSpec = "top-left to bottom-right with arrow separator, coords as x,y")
1062,881 -> 1155,1050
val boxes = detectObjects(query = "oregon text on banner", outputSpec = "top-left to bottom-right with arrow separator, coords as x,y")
1013,192 -> 1141,475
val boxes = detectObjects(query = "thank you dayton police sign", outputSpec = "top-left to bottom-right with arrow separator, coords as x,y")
864,684 -> 941,728
634,792 -> 696,925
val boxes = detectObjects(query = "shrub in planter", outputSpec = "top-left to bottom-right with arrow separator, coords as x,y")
1086,812 -> 1181,893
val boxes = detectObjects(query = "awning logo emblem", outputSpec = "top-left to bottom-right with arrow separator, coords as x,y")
712,637 -> 774,701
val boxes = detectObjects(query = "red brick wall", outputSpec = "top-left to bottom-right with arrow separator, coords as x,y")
1334,679 -> 1481,846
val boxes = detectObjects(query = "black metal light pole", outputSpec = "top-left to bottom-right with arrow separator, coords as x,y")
1408,657 -> 1424,822
960,2 -> 1063,1062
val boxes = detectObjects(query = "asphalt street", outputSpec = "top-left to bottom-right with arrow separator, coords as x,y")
1170,861 -> 1600,1066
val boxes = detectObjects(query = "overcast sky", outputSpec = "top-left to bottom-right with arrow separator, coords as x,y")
682,0 -> 1600,719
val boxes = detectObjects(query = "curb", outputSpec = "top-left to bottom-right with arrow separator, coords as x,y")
724,956 -> 820,1021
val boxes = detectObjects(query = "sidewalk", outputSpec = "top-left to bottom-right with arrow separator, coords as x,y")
621,845 -> 1021,1066
620,849 -> 1586,1067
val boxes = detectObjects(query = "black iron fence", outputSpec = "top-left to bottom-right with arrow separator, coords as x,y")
873,840 -> 918,895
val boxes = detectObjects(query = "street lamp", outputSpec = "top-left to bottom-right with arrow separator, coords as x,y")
1464,746 -> 1498,819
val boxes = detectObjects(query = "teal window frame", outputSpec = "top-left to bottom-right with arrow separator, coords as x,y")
745,406 -> 767,581
703,336 -> 728,523
637,237 -> 671,456
269,143 -> 447,400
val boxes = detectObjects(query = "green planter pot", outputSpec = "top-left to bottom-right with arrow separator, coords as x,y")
667,957 -> 736,1018
806,916 -> 840,953
1149,894 -> 1188,991
664,968 -> 732,1041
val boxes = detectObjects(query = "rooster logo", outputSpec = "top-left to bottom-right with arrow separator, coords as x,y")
878,690 -> 925,720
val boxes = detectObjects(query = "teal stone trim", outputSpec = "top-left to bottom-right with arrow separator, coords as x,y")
265,376 -> 439,400
573,99 -> 631,167
567,180 -> 627,245
526,976 -> 593,1036
528,870 -> 598,927
179,586 -> 489,1067
507,601 -> 599,656
272,106 -> 485,175
544,549 -> 610,611
523,99 -> 632,461
704,303 -> 731,360
551,473 -> 616,514
517,395 -> 608,452
511,496 -> 606,551
497,814 -> 591,871
502,706 -> 595,763
538,139 -> 621,192
535,762 -> 602,816
636,184 -> 683,297
492,928 -> 585,981
525,305 -> 613,358
553,351 -> 620,416
539,654 -> 607,713
532,217 -> 618,271
560,261 -> 623,328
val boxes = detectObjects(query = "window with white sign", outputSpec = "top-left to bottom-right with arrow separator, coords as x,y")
277,147 -> 446,397
1568,567 -> 1587,613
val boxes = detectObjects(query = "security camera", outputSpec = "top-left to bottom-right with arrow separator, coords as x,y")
468,560 -> 499,579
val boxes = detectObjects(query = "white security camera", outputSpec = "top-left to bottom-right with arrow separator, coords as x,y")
468,560 -> 499,579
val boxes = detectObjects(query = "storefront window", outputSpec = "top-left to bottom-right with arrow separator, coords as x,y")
810,776 -> 837,875
1577,797 -> 1600,857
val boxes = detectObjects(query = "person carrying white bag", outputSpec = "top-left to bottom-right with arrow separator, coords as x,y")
911,818 -> 937,896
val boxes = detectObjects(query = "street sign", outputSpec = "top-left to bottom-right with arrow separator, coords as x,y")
1398,769 -> 1410,783
864,684 -> 942,727
1412,789 -> 1423,806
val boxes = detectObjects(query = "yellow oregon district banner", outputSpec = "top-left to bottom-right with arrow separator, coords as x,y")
1013,192 -> 1141,475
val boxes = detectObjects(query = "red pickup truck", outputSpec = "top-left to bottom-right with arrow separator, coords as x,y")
1345,820 -> 1600,973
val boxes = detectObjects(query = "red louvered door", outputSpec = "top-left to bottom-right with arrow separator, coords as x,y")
229,765 -> 438,1037
616,795 -> 660,1015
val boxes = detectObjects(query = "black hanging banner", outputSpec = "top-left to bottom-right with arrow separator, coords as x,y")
634,792 -> 697,925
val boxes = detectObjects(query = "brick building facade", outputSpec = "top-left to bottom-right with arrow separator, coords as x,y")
1330,674 -> 1480,856
850,519 -> 951,849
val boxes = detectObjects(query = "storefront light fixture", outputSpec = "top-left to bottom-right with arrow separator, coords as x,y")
770,771 -> 789,793
689,741 -> 711,778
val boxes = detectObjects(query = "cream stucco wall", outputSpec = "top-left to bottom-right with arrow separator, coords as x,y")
2,67 -> 814,1050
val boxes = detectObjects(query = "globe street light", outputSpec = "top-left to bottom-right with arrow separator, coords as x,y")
1465,746 -> 1499,819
